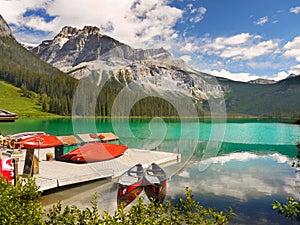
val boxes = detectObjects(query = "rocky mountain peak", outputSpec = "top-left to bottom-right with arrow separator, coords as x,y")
58,26 -> 78,38
82,26 -> 101,34
248,78 -> 276,84
287,73 -> 299,79
58,25 -> 102,38
31,25 -> 190,77
0,14 -> 13,38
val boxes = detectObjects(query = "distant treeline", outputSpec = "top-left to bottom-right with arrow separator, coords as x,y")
0,36 -> 199,117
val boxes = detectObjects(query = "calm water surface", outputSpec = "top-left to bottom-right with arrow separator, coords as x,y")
1,118 -> 300,224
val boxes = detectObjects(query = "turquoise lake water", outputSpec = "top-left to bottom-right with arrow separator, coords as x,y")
1,118 -> 300,224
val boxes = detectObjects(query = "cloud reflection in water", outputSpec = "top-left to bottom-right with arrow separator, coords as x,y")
169,152 -> 297,202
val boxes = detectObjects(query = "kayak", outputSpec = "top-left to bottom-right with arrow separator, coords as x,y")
20,135 -> 63,149
6,131 -> 46,141
143,163 -> 167,203
61,142 -> 128,163
6,131 -> 47,149
117,164 -> 144,209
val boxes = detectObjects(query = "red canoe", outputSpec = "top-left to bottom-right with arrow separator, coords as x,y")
117,164 -> 144,209
143,163 -> 167,203
20,135 -> 63,149
61,142 -> 128,163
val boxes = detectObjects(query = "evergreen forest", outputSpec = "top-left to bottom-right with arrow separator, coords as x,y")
0,36 -> 190,117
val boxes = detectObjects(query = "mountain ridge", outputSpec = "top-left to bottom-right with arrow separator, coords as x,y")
248,78 -> 276,84
0,14 -> 13,38
27,23 -> 300,117
31,25 -> 190,79
1,14 -> 300,118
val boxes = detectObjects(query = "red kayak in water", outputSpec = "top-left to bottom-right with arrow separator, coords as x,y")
61,142 -> 128,163
20,135 -> 63,149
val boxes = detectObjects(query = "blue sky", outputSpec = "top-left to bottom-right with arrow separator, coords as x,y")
1,0 -> 300,82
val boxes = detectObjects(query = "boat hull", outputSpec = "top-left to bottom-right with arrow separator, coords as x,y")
21,135 -> 63,149
117,164 -> 144,209
143,163 -> 167,203
61,142 -> 128,163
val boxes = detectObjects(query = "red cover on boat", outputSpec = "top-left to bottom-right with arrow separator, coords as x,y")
21,135 -> 63,149
61,142 -> 128,163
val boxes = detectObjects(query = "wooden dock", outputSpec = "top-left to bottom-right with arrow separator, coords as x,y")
10,147 -> 180,191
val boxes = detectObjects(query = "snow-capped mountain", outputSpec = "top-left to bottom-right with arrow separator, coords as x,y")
31,25 -> 226,100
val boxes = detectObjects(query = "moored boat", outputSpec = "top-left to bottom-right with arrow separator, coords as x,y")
117,164 -> 144,209
0,109 -> 18,122
6,131 -> 46,141
143,162 -> 167,203
61,142 -> 128,163
5,131 -> 47,149
20,135 -> 63,149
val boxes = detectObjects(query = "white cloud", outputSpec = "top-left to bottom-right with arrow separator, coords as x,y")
180,55 -> 192,63
180,42 -> 199,52
0,1 -> 45,25
269,71 -> 289,81
201,33 -> 279,61
207,69 -> 260,82
189,7 -> 207,23
247,61 -> 277,69
289,64 -> 300,75
290,6 -> 300,14
206,68 -> 288,82
283,36 -> 300,62
23,16 -> 58,32
255,16 -> 268,25
0,0 -> 183,47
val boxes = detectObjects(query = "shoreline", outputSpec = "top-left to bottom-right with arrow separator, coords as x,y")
13,115 -> 296,125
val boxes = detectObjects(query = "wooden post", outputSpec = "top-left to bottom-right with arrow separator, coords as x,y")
12,158 -> 19,185
33,155 -> 39,174
23,148 -> 35,176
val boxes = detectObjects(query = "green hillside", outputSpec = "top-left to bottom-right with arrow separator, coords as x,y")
0,80 -> 55,116
219,76 -> 300,118
0,36 -> 181,117
0,36 -> 78,116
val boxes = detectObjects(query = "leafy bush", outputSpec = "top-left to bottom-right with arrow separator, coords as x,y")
0,177 -> 43,225
45,187 -> 235,225
0,177 -> 235,224
273,197 -> 300,224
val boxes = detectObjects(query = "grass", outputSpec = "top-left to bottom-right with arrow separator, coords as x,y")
0,80 -> 57,117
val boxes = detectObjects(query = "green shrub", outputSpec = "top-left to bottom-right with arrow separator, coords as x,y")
0,177 -> 235,224
273,197 -> 300,224
0,177 -> 43,225
45,187 -> 235,225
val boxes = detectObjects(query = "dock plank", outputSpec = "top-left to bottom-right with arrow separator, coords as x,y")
11,148 -> 180,191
